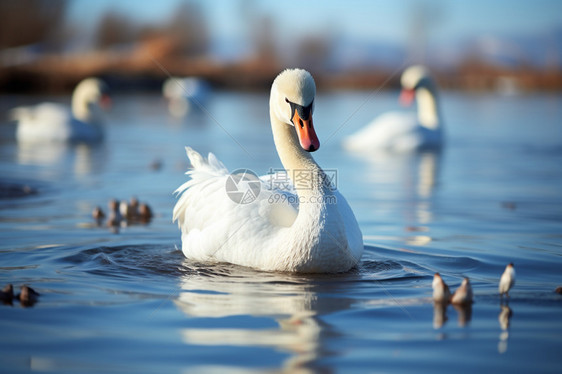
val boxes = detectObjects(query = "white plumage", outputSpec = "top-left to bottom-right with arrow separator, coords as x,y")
451,277 -> 473,305
12,78 -> 110,143
162,77 -> 209,117
499,263 -> 515,297
432,272 -> 451,303
173,69 -> 363,273
343,65 -> 443,153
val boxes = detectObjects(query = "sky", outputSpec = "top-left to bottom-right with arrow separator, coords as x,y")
65,0 -> 562,68
67,0 -> 562,45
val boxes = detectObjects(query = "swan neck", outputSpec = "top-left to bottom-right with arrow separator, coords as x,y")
416,87 -> 440,130
72,94 -> 90,122
270,115 -> 325,196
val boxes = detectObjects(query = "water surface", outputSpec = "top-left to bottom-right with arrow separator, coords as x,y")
1,90 -> 561,373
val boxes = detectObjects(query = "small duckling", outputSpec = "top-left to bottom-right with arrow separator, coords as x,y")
129,196 -> 140,221
432,273 -> 451,303
119,200 -> 129,218
92,206 -> 105,223
18,285 -> 39,307
451,277 -> 473,305
499,263 -> 515,299
149,159 -> 163,171
106,199 -> 122,228
555,286 -> 562,295
120,196 -> 141,222
0,284 -> 14,304
138,203 -> 152,223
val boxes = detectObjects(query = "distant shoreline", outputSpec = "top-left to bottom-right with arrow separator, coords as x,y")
1,51 -> 561,94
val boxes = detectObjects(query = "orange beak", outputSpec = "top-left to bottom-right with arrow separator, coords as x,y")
399,88 -> 415,107
100,94 -> 112,110
292,109 -> 320,152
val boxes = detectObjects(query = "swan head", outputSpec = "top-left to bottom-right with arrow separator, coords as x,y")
399,65 -> 434,106
270,68 -> 319,152
72,78 -> 111,121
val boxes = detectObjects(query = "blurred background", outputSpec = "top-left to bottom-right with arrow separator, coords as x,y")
1,0 -> 561,93
1,3 -> 562,371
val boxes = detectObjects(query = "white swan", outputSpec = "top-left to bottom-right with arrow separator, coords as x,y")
162,77 -> 209,117
343,65 -> 443,153
173,68 -> 363,273
12,78 -> 110,143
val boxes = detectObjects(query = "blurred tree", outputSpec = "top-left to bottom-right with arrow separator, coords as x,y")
407,1 -> 443,65
295,34 -> 333,72
166,0 -> 209,56
0,0 -> 68,50
253,15 -> 277,62
95,11 -> 138,49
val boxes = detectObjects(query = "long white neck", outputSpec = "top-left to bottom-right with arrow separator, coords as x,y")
270,112 -> 342,269
416,86 -> 440,130
270,114 -> 325,198
72,95 -> 103,123
72,94 -> 91,122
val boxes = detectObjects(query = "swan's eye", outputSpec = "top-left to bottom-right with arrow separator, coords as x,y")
285,98 -> 289,103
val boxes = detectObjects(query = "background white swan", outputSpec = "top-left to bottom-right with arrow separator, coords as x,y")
173,68 -> 363,273
162,77 -> 210,118
343,65 -> 443,153
12,78 -> 110,143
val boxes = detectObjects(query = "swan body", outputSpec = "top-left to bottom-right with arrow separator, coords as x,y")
343,65 -> 443,153
173,69 -> 363,273
13,78 -> 110,143
499,263 -> 515,297
163,77 -> 209,117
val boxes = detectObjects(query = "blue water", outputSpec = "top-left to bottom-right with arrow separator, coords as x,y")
1,89 -> 561,373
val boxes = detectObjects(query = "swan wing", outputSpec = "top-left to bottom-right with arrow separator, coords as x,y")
13,103 -> 72,142
263,170 -> 362,264
258,173 -> 300,227
343,111 -> 420,152
333,190 -> 363,262
173,147 -> 297,263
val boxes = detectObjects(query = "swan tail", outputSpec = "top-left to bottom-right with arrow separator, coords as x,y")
9,106 -> 31,122
172,147 -> 229,228
185,146 -> 204,169
183,146 -> 228,173
342,134 -> 361,152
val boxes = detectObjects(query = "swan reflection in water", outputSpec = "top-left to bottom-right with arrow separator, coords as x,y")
17,142 -> 107,177
350,148 -> 442,246
174,264 -> 354,373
